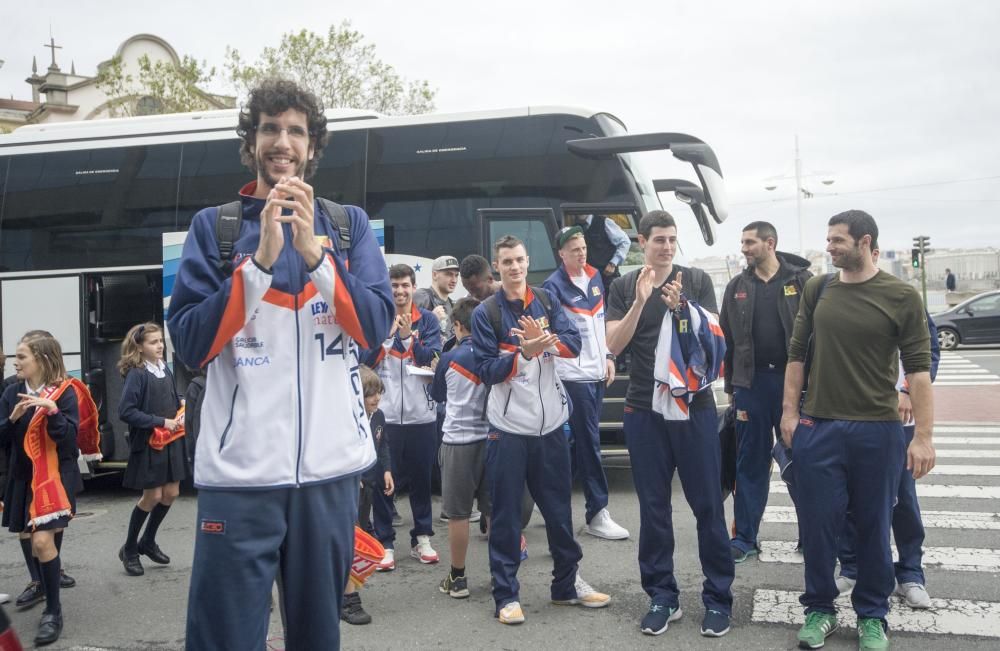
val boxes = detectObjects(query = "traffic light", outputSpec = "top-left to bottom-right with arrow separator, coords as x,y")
911,248 -> 920,268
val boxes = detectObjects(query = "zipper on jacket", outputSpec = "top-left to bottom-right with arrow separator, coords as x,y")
218,384 -> 240,452
537,361 -> 545,435
294,293 -> 304,485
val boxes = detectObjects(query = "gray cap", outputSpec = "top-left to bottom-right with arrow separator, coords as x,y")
432,255 -> 460,272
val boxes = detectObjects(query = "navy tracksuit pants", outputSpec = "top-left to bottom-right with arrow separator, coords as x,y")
386,421 -> 437,546
623,406 -> 734,614
185,477 -> 359,651
563,380 -> 610,523
838,424 -> 925,585
361,469 -> 397,550
793,417 -> 905,621
732,370 -> 784,553
487,427 -> 582,612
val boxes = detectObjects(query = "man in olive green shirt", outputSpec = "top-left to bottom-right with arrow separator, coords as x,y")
779,210 -> 935,651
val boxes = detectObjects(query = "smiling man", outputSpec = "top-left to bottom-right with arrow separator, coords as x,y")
168,79 -> 393,651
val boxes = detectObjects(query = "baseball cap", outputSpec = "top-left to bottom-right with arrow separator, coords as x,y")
556,225 -> 585,249
432,255 -> 460,272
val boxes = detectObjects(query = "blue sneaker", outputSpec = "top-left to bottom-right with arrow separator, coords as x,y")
640,604 -> 682,635
700,609 -> 731,637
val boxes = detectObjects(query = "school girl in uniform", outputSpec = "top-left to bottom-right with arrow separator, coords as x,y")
0,332 -> 83,646
117,322 -> 189,577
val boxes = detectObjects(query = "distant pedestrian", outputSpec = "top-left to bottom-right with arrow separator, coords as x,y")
781,210 -> 935,650
117,322 -> 188,578
577,214 -> 631,292
415,255 -> 460,343
945,268 -> 956,292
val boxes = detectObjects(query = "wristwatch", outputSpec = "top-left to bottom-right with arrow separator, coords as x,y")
606,353 -> 616,361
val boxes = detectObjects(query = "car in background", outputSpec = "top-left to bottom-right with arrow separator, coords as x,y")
932,289 -> 1000,350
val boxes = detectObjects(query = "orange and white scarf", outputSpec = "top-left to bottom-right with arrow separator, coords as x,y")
149,404 -> 186,451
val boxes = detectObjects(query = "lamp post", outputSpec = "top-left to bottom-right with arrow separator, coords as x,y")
764,135 -> 835,255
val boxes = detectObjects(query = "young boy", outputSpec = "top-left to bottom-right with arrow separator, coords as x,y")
430,298 -> 490,598
342,366 -> 395,625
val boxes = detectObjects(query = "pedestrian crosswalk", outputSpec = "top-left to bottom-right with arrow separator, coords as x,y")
935,352 -> 1000,386
751,421 -> 1000,640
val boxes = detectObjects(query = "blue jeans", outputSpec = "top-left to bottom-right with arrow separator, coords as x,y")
732,370 -> 784,552
793,417 -> 905,621
838,425 -> 924,585
563,380 -> 610,523
623,406 -> 734,614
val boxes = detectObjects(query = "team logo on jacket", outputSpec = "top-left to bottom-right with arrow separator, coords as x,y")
592,286 -> 601,296
201,519 -> 226,535
315,235 -> 332,249
678,319 -> 688,333
735,291 -> 747,300
736,410 -> 749,422
536,316 -> 550,330
783,285 -> 798,296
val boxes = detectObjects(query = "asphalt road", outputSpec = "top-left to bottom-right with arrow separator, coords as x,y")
1,428 -> 998,651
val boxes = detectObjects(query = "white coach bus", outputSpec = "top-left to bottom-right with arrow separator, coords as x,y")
0,106 -> 727,464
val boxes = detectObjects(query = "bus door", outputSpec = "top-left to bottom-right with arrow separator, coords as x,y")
559,202 -> 642,272
477,208 -> 559,285
82,269 -> 164,464
1,275 -> 85,380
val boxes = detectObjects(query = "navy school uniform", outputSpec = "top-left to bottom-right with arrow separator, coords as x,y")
359,408 -> 395,550
472,286 -> 584,611
119,362 -> 190,489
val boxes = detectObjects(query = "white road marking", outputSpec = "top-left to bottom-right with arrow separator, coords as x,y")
773,465 -> 1000,476
769,481 -> 1000,500
935,426 -> 1000,434
933,438 -> 1000,445
762,506 -> 1000,529
933,450 -> 1000,458
751,589 -> 1000,638
758,541 -> 1000,572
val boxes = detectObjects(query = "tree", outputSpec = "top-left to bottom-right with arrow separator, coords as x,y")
95,54 -> 226,117
225,22 -> 437,115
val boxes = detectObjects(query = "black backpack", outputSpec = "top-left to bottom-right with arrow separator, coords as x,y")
183,375 -> 206,465
214,198 -> 352,274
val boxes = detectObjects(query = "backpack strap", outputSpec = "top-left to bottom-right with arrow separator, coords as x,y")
215,201 -> 243,275
317,198 -> 352,254
483,295 -> 503,342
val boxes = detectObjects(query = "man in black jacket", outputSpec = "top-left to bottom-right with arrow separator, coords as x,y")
719,222 -> 812,563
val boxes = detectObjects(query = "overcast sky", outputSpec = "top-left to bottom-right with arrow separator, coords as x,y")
3,0 -> 999,260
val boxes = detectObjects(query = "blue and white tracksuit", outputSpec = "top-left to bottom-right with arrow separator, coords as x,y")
839,315 -> 941,586
361,305 -> 441,546
543,264 -> 611,523
168,181 -> 393,651
472,286 -> 583,612
430,337 -> 490,446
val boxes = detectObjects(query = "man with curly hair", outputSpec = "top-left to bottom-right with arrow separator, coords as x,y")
169,79 -> 393,650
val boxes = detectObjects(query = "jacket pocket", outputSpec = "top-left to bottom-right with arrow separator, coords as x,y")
218,384 -> 240,452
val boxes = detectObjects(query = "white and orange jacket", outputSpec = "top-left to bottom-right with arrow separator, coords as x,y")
543,264 -> 610,383
167,183 -> 393,489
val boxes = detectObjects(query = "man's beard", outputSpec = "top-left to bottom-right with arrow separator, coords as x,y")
256,149 -> 306,188
833,244 -> 865,271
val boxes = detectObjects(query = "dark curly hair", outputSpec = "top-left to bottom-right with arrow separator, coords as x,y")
236,79 -> 329,180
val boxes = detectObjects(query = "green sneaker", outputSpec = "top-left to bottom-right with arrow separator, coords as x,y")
797,611 -> 838,649
857,617 -> 889,650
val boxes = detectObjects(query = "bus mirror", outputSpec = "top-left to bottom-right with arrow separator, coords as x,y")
668,144 -> 728,225
653,179 -> 716,246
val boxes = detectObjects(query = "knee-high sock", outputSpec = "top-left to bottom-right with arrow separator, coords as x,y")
39,556 -> 62,614
125,506 -> 151,552
55,530 -> 63,553
20,538 -> 40,583
140,503 -> 171,545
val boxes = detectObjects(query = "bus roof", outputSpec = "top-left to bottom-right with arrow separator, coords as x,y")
0,106 -> 625,151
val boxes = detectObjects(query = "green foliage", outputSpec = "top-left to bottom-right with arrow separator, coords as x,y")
225,22 -> 436,115
95,54 -> 221,117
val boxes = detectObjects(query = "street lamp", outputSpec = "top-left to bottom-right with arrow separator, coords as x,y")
763,135 -> 835,256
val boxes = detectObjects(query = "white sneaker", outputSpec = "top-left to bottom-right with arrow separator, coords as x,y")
410,535 -> 439,564
835,575 -> 856,595
470,510 -> 482,523
0,592 -> 8,604
585,509 -> 629,540
552,573 -> 611,608
376,548 -> 395,572
896,581 -> 931,609
498,601 -> 525,625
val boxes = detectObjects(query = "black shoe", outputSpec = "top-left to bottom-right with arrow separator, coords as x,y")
138,539 -> 171,565
60,569 -> 76,588
34,610 -> 63,646
340,592 -> 372,625
119,545 -> 144,576
16,581 -> 45,610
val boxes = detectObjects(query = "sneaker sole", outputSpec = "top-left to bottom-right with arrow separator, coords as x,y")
641,608 -> 683,636
797,623 -> 838,649
733,551 -> 759,564
375,565 -> 395,572
584,527 -> 629,541
700,625 -> 731,637
449,589 -> 470,599
499,615 -> 524,625
552,597 -> 611,609
411,553 -> 439,564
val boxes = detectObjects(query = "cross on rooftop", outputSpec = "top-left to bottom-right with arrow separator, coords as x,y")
44,36 -> 62,71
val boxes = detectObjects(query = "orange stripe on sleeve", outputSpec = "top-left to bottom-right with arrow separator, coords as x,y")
450,361 -> 482,385
201,258 -> 250,366
330,254 -> 369,349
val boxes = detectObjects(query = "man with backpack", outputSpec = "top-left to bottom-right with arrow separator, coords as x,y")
473,235 -> 612,625
719,222 -> 812,563
606,210 -> 734,638
168,79 -> 393,650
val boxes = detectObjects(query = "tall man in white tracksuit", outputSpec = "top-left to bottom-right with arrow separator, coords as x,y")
543,225 -> 629,540
361,263 -> 442,564
473,235 -> 612,625
169,79 -> 393,651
